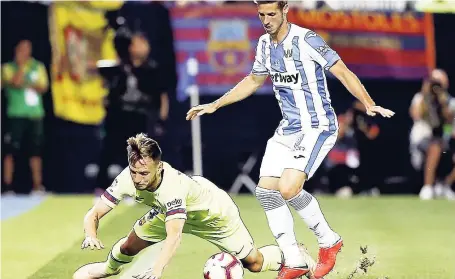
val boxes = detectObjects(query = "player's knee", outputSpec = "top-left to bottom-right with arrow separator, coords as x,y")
241,258 -> 262,273
119,242 -> 136,256
278,180 -> 301,199
120,231 -> 153,256
245,262 -> 263,273
278,171 -> 306,199
119,239 -> 141,256
241,248 -> 264,273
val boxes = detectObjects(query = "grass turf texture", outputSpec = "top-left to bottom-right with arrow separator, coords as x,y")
2,195 -> 454,279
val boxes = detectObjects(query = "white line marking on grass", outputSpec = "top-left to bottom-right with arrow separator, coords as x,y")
1,194 -> 47,220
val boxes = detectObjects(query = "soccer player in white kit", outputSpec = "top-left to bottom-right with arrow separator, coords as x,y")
186,1 -> 395,278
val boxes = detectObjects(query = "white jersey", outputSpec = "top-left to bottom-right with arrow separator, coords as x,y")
252,23 -> 339,135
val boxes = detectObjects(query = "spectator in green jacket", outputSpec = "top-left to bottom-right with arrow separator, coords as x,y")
2,40 -> 48,195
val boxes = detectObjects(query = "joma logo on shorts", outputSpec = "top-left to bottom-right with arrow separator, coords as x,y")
272,73 -> 299,84
167,198 -> 182,208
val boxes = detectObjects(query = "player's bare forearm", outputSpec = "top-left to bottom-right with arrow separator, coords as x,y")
152,219 -> 185,275
152,234 -> 182,274
346,74 -> 375,108
330,60 -> 375,109
83,200 -> 112,237
213,73 -> 267,110
83,210 -> 100,238
186,73 -> 267,120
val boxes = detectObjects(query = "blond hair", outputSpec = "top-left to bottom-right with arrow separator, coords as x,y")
126,133 -> 162,165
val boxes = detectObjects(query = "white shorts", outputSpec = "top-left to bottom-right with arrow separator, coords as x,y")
259,128 -> 338,180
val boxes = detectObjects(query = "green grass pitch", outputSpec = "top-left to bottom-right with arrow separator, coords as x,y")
2,195 -> 454,279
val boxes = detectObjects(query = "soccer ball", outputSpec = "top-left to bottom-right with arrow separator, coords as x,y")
203,252 -> 244,279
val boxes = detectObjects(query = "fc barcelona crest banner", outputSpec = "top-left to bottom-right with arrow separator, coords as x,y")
171,4 -> 435,101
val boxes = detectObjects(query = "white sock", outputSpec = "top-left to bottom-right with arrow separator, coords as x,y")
255,187 -> 305,267
287,189 -> 339,248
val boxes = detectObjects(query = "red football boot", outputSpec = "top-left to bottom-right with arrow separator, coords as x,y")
277,266 -> 310,279
314,239 -> 343,278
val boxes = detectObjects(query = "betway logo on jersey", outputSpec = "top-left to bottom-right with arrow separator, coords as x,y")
271,72 -> 299,85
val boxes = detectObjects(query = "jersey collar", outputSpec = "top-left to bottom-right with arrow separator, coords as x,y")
270,23 -> 292,47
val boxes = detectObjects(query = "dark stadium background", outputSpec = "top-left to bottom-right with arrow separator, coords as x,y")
1,1 -> 454,195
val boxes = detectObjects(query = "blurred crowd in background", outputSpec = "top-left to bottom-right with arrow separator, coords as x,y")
1,0 -> 455,200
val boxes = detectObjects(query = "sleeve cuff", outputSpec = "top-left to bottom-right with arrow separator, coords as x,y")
324,54 -> 341,71
101,192 -> 119,208
165,208 -> 187,222
251,70 -> 269,76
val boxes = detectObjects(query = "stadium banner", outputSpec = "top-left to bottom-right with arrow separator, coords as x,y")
172,4 -> 435,100
48,1 -> 123,125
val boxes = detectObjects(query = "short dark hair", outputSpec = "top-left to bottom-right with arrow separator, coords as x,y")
126,133 -> 162,165
254,0 -> 288,10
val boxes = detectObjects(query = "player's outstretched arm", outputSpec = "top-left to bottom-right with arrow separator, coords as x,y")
330,60 -> 395,118
186,73 -> 268,120
133,219 -> 186,279
81,199 -> 113,250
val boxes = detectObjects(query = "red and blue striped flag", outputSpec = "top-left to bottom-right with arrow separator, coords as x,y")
172,4 -> 435,100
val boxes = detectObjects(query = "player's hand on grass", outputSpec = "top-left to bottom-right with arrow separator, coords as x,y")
366,105 -> 395,118
186,103 -> 218,120
133,267 -> 161,279
81,236 -> 104,250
